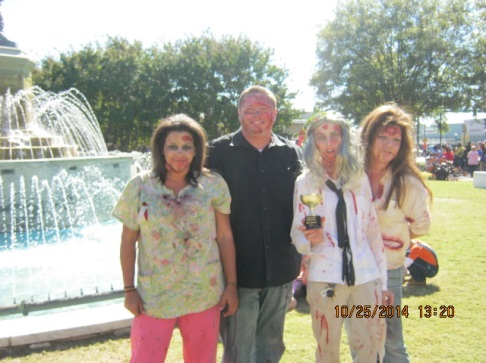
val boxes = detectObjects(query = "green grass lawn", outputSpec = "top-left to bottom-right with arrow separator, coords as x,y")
1,180 -> 485,362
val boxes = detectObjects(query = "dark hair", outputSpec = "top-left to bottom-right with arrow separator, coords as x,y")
151,114 -> 207,187
360,103 -> 432,209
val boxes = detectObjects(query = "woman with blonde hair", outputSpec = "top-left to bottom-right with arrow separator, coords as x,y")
291,112 -> 392,362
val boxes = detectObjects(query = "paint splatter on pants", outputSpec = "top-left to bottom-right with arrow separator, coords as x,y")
130,304 -> 220,362
307,279 -> 386,363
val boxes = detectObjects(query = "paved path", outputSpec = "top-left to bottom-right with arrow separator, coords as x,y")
0,303 -> 132,349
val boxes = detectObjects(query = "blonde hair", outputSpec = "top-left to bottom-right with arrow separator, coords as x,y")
304,112 -> 362,187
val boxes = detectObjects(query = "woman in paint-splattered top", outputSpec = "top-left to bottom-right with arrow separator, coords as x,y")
113,114 -> 237,362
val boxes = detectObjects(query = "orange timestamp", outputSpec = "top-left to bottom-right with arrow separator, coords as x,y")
334,305 -> 455,318
418,305 -> 455,318
335,305 -> 410,318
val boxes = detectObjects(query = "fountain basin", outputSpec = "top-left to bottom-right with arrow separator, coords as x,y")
0,219 -> 124,309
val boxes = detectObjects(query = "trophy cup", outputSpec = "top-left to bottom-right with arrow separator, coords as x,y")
300,193 -> 323,229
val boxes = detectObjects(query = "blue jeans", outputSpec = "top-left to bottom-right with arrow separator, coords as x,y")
220,282 -> 293,363
384,268 -> 409,363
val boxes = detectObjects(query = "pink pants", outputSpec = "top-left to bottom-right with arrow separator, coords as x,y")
130,304 -> 220,363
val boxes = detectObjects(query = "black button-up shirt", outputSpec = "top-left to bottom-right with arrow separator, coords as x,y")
207,130 -> 302,288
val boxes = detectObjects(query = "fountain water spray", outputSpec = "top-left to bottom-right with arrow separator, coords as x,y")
0,86 -> 138,313
1,86 -> 108,159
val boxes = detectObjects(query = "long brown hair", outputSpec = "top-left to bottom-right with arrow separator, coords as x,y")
151,114 -> 207,187
360,103 -> 432,209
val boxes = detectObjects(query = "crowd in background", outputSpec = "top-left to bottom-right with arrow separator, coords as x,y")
423,141 -> 486,177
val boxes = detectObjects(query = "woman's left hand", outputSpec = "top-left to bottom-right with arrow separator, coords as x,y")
382,290 -> 394,306
219,285 -> 239,317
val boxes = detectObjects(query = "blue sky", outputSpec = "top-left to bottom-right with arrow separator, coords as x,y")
2,0 -> 338,110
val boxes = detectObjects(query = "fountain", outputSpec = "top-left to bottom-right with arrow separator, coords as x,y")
1,86 -> 108,160
0,48 -> 138,318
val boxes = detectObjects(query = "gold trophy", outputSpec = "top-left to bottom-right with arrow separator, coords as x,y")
300,193 -> 323,229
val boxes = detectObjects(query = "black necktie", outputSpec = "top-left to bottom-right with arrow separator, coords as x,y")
326,179 -> 355,286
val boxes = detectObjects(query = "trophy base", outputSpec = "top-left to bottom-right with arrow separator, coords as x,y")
304,215 -> 322,230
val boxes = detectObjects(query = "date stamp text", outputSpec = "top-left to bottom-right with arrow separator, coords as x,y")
334,305 -> 455,319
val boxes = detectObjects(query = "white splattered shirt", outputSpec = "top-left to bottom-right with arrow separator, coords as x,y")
372,171 -> 431,270
291,171 -> 387,290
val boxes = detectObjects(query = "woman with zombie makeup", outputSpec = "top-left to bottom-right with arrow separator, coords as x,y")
291,112 -> 392,363
360,103 -> 432,363
113,114 -> 237,362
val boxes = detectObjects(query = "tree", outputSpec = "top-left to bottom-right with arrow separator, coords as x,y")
431,111 -> 450,146
34,37 -> 160,150
162,32 -> 300,139
462,0 -> 486,113
33,34 -> 299,150
0,0 -> 4,33
311,0 -> 476,123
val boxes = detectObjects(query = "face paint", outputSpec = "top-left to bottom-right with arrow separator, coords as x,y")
370,124 -> 402,167
314,122 -> 343,172
383,125 -> 401,137
181,134 -> 193,143
238,93 -> 276,139
163,131 -> 196,176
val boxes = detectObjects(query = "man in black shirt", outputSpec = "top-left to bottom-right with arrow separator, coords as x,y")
207,85 -> 302,363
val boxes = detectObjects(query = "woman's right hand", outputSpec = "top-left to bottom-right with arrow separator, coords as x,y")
124,290 -> 145,316
298,217 -> 325,247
